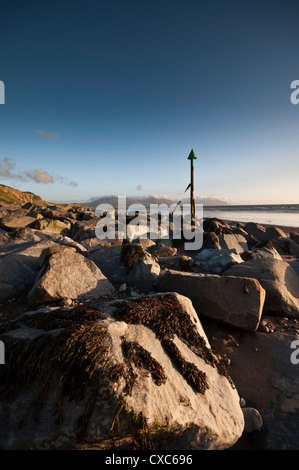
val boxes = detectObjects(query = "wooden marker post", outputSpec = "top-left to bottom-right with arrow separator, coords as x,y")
187,149 -> 197,217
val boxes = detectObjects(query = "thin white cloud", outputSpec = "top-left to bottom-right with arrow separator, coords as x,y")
34,129 -> 59,140
53,173 -> 78,187
0,157 -> 78,187
0,157 -> 17,178
24,169 -> 53,184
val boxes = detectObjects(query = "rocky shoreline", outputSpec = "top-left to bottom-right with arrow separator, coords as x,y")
0,201 -> 298,450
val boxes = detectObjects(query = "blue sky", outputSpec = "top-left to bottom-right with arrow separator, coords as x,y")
0,0 -> 299,204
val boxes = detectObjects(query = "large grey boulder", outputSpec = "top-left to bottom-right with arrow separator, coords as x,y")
201,232 -> 221,251
231,226 -> 249,237
71,219 -> 100,241
218,234 -> 248,253
9,227 -> 56,243
89,244 -> 160,293
203,218 -> 231,234
290,233 -> 299,245
54,235 -> 87,256
31,218 -> 71,236
7,229 -> 87,256
0,240 -> 57,302
0,293 -> 244,449
158,270 -> 265,331
28,245 -> 115,306
242,407 -> 263,433
243,223 -> 287,244
199,232 -> 248,254
224,259 -> 299,318
157,255 -> 194,271
0,209 -> 37,231
251,244 -> 282,260
195,248 -> 243,274
241,241 -> 283,262
264,226 -> 287,241
243,222 -> 267,242
272,237 -> 299,257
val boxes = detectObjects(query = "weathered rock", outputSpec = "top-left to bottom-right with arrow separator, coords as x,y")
156,238 -> 175,249
150,244 -> 177,257
0,209 -> 38,231
71,219 -> 100,241
241,241 -> 282,261
218,234 -> 248,253
224,259 -> 299,318
89,244 -> 160,293
242,407 -> 263,433
0,240 -> 57,302
0,229 -> 10,245
241,248 -> 282,261
28,246 -> 115,305
28,245 -> 115,306
288,259 -> 299,276
54,236 -> 87,256
203,218 -> 231,234
8,229 -> 87,255
31,218 -> 71,236
244,222 -> 267,242
79,236 -> 123,251
40,208 -> 64,219
253,248 -> 282,260
157,255 -> 194,271
10,227 -> 54,242
290,233 -> 299,245
194,249 -> 243,274
131,238 -> 156,251
264,226 -> 287,241
272,237 -> 299,257
0,293 -> 244,449
201,232 -> 221,251
158,270 -> 265,331
21,202 -> 39,211
231,226 -> 249,237
244,223 -> 288,244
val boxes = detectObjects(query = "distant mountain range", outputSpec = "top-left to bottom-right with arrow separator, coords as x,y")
81,195 -> 230,208
0,184 -> 229,208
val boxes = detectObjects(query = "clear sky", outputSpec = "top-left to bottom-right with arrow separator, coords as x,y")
0,0 -> 299,204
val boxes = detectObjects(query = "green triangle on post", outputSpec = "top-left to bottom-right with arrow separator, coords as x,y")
187,149 -> 197,160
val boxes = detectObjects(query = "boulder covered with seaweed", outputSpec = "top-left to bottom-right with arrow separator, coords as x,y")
89,244 -> 160,293
0,293 -> 244,450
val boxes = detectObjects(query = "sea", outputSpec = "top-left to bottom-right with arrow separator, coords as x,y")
203,204 -> 299,228
105,201 -> 299,229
